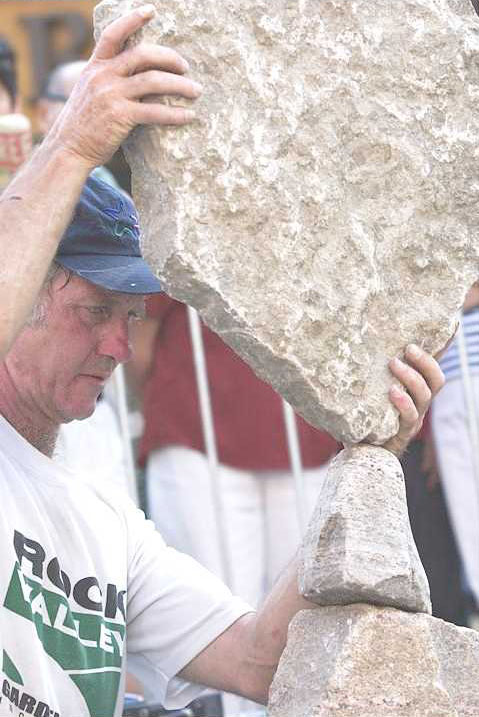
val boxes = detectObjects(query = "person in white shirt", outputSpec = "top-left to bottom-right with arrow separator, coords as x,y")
0,6 -> 445,716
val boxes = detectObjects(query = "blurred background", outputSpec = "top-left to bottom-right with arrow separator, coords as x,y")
2,0 -> 130,189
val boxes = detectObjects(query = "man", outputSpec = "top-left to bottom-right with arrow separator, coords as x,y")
0,5 -> 444,716
35,58 -> 135,503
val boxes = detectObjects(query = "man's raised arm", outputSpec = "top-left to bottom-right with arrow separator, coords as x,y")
0,4 -> 201,359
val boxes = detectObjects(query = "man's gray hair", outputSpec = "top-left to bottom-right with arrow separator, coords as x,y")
27,262 -> 70,327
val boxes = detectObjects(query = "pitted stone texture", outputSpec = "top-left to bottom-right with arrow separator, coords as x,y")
268,605 -> 479,717
298,446 -> 431,613
95,0 -> 479,444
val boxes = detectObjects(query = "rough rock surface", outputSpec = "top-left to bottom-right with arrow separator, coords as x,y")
95,0 -> 479,443
299,445 -> 431,613
268,604 -> 479,717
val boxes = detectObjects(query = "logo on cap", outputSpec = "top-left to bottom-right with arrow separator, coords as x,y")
104,197 -> 140,250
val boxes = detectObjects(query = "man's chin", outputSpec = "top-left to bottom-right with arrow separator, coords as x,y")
60,400 -> 99,423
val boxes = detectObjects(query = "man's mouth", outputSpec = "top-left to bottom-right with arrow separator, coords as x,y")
80,373 -> 110,383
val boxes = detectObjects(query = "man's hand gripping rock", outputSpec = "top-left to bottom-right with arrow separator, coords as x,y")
383,344 -> 445,457
50,4 -> 202,171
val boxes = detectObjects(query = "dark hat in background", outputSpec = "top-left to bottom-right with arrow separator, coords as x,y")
56,175 -> 163,294
0,37 -> 17,106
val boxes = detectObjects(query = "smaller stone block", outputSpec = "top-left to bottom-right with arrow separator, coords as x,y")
268,605 -> 479,717
299,445 -> 431,613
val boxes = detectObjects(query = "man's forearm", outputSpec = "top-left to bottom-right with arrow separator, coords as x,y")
0,137 -> 91,358
242,556 -> 315,704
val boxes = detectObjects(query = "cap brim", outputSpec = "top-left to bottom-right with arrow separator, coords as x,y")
56,255 -> 164,294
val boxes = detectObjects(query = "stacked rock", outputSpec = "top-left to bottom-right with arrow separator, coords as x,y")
268,446 -> 479,716
94,0 -> 479,447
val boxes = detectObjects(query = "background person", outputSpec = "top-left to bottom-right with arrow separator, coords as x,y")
36,61 -> 89,137
0,36 -> 31,190
36,59 -> 120,189
0,36 -> 19,114
431,282 -> 479,614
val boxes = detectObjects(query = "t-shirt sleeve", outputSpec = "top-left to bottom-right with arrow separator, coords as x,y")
124,503 -> 253,709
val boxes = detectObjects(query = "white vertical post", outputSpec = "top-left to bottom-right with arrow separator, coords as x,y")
187,306 -> 232,588
112,364 -> 139,506
282,399 -> 307,533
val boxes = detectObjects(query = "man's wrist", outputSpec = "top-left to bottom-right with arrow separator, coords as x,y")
2,135 -> 93,203
37,133 -> 95,180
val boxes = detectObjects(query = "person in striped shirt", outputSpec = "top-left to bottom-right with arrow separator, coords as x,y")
431,282 -> 479,611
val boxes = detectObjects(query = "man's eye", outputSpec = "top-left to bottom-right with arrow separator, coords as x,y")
79,306 -> 110,323
88,307 -> 108,315
86,306 -> 109,318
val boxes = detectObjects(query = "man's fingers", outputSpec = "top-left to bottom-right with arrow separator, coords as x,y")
115,44 -> 189,77
404,344 -> 445,396
124,70 -> 202,100
130,100 -> 196,126
93,5 -> 156,61
389,385 -> 420,434
389,356 -> 432,418
383,344 -> 443,457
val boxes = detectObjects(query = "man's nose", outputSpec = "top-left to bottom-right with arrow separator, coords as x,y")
97,318 -> 132,364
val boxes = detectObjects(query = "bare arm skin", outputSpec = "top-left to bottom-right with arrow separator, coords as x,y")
0,5 -> 200,359
178,344 -> 445,704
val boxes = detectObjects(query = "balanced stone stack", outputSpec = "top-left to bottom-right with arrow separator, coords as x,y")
94,0 -> 479,714
268,446 -> 479,715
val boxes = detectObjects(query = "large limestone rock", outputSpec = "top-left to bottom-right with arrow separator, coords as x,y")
268,605 -> 479,716
299,446 -> 431,613
95,0 -> 479,444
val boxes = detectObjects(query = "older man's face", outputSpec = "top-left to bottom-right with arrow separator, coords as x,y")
5,272 -> 145,424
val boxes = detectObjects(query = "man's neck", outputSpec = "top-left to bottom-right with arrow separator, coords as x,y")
0,364 -> 59,457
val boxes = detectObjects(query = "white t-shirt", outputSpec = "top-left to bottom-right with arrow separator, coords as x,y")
55,398 -> 131,495
0,415 -> 252,717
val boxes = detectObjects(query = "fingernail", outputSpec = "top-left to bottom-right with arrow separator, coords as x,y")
407,344 -> 422,359
182,59 -> 190,72
192,81 -> 203,95
390,385 -> 404,397
184,109 -> 196,121
138,4 -> 155,18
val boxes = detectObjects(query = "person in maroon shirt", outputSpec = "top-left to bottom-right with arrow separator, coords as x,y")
131,294 -> 340,611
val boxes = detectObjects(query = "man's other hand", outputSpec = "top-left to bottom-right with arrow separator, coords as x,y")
51,4 -> 202,169
383,344 -> 445,457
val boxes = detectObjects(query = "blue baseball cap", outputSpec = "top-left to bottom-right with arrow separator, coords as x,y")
56,175 -> 163,294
